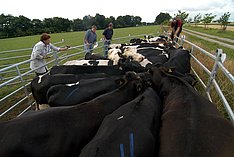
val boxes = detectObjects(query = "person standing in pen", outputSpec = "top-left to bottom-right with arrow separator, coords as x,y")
30,33 -> 69,76
170,17 -> 183,43
102,23 -> 114,57
84,25 -> 97,54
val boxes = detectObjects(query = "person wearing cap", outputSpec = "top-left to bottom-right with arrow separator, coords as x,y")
84,25 -> 97,53
30,33 -> 69,76
170,17 -> 183,42
102,23 -> 114,57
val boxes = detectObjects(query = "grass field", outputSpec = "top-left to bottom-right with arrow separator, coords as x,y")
191,24 -> 234,31
0,25 -> 233,121
184,25 -> 234,40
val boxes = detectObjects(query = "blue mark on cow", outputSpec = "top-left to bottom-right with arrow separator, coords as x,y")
130,133 -> 134,157
120,144 -> 124,157
64,86 -> 80,102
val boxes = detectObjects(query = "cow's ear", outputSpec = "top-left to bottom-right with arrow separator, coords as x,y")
115,78 -> 125,86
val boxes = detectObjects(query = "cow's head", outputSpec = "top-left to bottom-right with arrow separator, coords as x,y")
123,47 -> 145,62
108,48 -> 121,65
124,71 -> 144,93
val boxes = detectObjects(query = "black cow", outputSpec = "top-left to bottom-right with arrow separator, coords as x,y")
50,65 -> 125,75
163,48 -> 191,75
0,72 -> 144,157
150,67 -> 234,157
130,38 -> 147,44
118,58 -> 147,73
85,52 -> 109,60
47,76 -> 122,107
137,48 -> 163,58
31,73 -> 110,105
79,87 -> 162,157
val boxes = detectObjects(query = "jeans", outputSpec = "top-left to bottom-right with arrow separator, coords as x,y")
84,43 -> 93,53
103,40 -> 111,57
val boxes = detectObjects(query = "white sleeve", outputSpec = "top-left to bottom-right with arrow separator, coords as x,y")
33,44 -> 44,59
50,44 -> 60,51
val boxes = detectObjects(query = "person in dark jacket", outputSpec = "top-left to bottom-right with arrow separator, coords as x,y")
102,23 -> 113,57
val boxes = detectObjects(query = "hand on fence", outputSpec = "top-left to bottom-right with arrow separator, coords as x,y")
65,45 -> 71,49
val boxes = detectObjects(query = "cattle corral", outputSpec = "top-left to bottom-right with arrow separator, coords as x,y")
0,27 -> 234,156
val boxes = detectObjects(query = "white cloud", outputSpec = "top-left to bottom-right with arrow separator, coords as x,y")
0,0 -> 234,22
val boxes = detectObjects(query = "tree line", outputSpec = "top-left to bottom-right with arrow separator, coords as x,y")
154,11 -> 232,31
0,13 -> 143,39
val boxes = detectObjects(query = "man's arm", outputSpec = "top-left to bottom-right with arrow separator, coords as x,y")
84,30 -> 90,44
102,29 -> 107,40
175,19 -> 182,36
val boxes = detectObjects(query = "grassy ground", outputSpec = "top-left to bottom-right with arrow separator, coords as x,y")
185,25 -> 234,39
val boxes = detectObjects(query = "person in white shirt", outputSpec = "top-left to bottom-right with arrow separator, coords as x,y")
30,33 -> 69,76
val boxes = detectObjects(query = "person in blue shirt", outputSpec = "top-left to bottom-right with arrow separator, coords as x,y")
102,23 -> 113,57
84,25 -> 97,53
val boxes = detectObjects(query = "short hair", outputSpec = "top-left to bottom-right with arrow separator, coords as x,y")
92,25 -> 97,29
109,23 -> 113,27
40,33 -> 51,41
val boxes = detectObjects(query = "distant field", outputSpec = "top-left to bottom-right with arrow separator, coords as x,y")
184,25 -> 234,40
0,26 -> 161,66
189,23 -> 234,31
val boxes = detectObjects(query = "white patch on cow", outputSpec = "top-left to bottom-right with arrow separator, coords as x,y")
66,81 -> 80,87
117,115 -> 124,120
39,104 -> 50,110
38,75 -> 43,84
140,59 -> 152,67
148,37 -> 161,42
37,73 -> 47,84
161,51 -> 169,58
155,47 -> 164,51
64,60 -> 88,65
109,44 -> 122,49
123,47 -> 145,62
123,45 -> 139,49
64,60 -> 111,66
159,43 -> 164,47
108,48 -> 121,65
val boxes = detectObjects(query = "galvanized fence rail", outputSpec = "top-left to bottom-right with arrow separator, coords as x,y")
178,35 -> 234,124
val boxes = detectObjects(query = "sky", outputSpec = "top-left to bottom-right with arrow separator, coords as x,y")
0,0 -> 234,22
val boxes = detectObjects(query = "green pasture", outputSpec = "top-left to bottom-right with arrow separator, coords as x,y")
184,25 -> 234,40
0,26 -> 161,66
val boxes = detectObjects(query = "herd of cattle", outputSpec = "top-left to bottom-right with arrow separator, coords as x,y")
0,35 -> 234,157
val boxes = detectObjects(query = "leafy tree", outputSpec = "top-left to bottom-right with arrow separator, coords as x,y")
82,15 -> 94,30
174,10 -> 189,23
155,12 -> 171,25
194,13 -> 202,27
218,12 -> 231,31
0,13 -> 144,39
72,18 -> 84,31
201,13 -> 216,29
93,13 -> 106,29
105,16 -> 116,27
31,19 -> 44,34
133,16 -> 142,26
